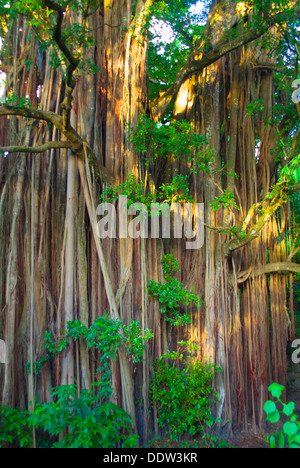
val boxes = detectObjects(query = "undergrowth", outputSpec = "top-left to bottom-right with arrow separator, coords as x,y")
150,341 -> 228,447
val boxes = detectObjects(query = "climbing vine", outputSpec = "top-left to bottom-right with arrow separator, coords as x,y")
148,255 -> 202,326
26,316 -> 153,377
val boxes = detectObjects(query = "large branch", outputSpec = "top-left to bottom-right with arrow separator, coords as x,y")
223,199 -> 283,256
42,0 -> 80,130
0,104 -> 62,127
0,104 -> 111,183
0,141 -> 71,154
151,27 -> 265,120
263,263 -> 300,275
238,262 -> 300,283
43,0 -> 80,72
150,7 -> 300,121
0,104 -> 82,150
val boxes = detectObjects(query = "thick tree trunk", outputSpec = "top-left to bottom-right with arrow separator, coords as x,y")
0,0 -> 295,442
170,5 -> 291,429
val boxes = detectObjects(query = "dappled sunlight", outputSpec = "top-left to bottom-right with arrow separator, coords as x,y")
235,2 -> 248,16
173,78 -> 194,115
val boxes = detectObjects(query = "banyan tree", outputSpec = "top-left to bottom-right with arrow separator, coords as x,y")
0,0 -> 299,444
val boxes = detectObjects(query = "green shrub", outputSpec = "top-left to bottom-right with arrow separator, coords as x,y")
150,343 -> 221,440
0,406 -> 32,448
0,316 -> 152,448
0,384 -> 138,448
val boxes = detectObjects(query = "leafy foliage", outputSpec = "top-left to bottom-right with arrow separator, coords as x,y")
264,383 -> 300,448
4,92 -> 31,108
148,0 -> 208,100
26,315 -> 153,376
130,115 -> 208,163
100,116 -> 213,212
100,173 -> 154,209
1,315 -> 153,448
279,154 -> 300,186
266,154 -> 300,205
0,0 -> 100,80
245,99 -> 265,117
210,189 -> 239,213
150,342 -> 221,439
0,406 -> 32,448
100,171 -> 195,210
30,384 -> 137,448
148,254 -> 202,326
0,384 -> 138,448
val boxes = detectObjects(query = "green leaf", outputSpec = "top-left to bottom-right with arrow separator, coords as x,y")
270,435 -> 276,448
278,432 -> 285,448
267,411 -> 281,424
283,421 -> 299,437
268,383 -> 285,399
264,400 -> 277,415
283,402 -> 295,417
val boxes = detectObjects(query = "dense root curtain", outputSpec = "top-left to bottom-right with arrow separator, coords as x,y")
0,0 -> 299,443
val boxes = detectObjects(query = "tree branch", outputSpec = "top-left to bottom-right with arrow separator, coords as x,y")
223,199 -> 283,256
42,0 -> 80,131
0,104 -> 81,150
263,262 -> 300,275
0,104 -> 111,183
151,26 -> 265,120
0,141 -> 71,154
223,184 -> 300,256
238,262 -> 300,283
0,104 -> 62,126
150,6 -> 300,121
44,0 -> 79,71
